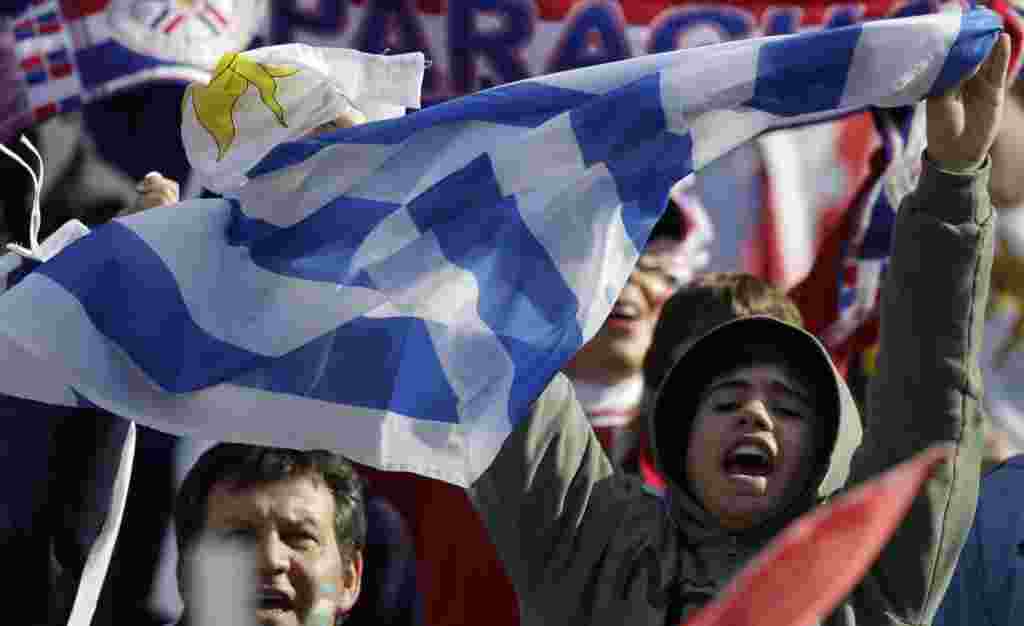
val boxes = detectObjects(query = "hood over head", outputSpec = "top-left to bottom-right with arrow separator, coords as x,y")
649,316 -> 862,543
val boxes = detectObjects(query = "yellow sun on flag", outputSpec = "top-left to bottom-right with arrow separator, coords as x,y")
188,52 -> 300,162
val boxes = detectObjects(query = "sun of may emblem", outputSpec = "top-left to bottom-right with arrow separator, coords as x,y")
188,52 -> 300,161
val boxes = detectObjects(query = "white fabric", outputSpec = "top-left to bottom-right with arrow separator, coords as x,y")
182,44 -> 426,193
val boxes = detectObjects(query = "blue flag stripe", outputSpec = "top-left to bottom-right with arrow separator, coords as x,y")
245,195 -> 403,283
749,23 -> 862,116
75,40 -> 167,89
930,9 -> 1002,97
36,222 -> 274,392
233,317 -> 463,421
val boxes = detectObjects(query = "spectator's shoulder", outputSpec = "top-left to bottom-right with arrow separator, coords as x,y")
975,454 -> 1024,542
983,454 -> 1024,482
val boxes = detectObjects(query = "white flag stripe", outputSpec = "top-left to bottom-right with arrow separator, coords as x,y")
510,163 -> 637,338
490,113 -> 588,198
841,13 -> 962,109
689,106 -> 783,171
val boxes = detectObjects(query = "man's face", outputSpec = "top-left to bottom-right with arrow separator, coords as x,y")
201,473 -> 362,626
685,363 -> 821,531
567,238 -> 682,383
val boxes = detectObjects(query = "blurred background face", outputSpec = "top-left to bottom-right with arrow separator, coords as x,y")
200,473 -> 361,626
566,238 -> 683,385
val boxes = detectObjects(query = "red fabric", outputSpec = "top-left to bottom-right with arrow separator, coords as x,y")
355,466 -> 521,626
58,0 -> 108,21
637,438 -> 668,493
990,0 -> 1024,76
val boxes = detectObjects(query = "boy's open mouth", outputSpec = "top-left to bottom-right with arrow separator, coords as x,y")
722,439 -> 776,477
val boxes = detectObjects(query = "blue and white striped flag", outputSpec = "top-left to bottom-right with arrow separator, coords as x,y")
0,10 -> 1002,488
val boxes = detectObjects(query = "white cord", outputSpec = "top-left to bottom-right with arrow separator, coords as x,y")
0,134 -> 91,264
0,134 -> 45,257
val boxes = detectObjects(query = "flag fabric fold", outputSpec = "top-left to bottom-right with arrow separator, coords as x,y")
0,10 -> 1004,488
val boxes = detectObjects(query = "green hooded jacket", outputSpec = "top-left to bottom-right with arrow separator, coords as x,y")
470,156 -> 994,626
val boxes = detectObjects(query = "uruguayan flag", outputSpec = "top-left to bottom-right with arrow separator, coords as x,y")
0,10 -> 1003,488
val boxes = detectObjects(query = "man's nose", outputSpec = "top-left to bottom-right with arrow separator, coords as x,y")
736,399 -> 774,431
257,534 -> 291,575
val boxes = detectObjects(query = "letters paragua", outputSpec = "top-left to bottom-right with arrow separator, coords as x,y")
267,0 -> 945,101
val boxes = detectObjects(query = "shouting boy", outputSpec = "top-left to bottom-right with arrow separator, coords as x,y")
470,32 -> 1010,626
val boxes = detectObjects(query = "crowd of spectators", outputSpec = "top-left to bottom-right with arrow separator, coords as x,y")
2,17 -> 1024,626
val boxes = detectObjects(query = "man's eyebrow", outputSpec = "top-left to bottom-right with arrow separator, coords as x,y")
705,379 -> 748,396
706,378 -> 812,404
769,380 -> 812,404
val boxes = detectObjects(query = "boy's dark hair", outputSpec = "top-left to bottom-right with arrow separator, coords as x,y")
175,444 -> 367,569
644,272 -> 803,390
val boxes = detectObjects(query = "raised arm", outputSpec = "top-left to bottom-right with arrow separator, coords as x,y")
469,373 -> 624,616
848,33 -> 1010,625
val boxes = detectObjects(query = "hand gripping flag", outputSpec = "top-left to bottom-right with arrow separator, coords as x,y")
0,0 -> 267,143
0,10 -> 1004,488
680,446 -> 952,626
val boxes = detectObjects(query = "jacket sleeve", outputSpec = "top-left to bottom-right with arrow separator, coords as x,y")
848,155 -> 994,625
468,373 -> 618,601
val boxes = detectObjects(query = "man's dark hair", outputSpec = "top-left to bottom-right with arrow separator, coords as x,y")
175,444 -> 367,575
644,272 -> 803,391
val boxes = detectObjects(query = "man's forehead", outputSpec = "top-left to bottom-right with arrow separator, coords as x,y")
707,363 -> 812,399
205,473 -> 335,525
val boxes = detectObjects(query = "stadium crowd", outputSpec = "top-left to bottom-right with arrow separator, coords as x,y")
4,4 -> 1024,626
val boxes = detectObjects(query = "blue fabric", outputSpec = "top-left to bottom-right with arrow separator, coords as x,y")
37,221 -> 274,393
749,24 -> 862,116
0,1 -> 33,18
75,40 -> 168,90
347,494 -> 425,626
935,455 -> 1024,626
930,9 -> 1002,98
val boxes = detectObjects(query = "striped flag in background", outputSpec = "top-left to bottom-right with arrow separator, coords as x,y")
0,10 -> 1003,488
0,0 -> 266,143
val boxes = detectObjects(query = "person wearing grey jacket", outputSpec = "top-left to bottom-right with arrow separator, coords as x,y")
470,33 -> 1011,626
